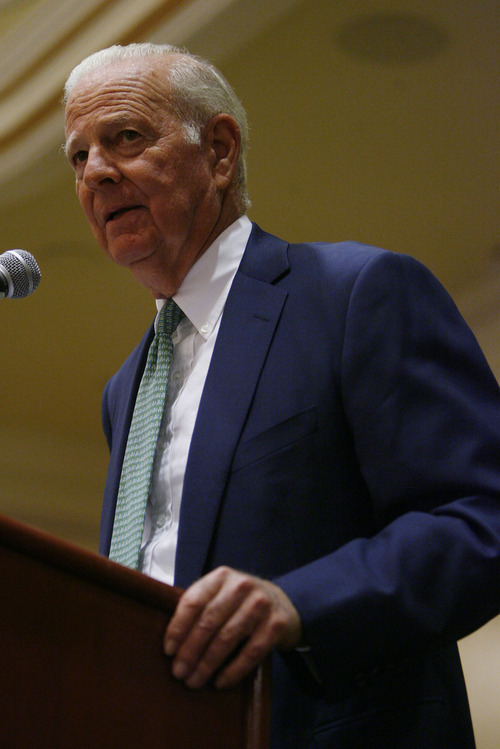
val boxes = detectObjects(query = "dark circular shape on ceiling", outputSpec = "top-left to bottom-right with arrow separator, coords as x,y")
337,11 -> 448,64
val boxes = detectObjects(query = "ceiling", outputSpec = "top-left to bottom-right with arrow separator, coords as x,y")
0,0 -> 498,543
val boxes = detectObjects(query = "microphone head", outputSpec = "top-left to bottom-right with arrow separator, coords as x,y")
0,249 -> 41,299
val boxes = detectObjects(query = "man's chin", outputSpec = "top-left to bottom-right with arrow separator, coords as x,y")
104,237 -> 156,268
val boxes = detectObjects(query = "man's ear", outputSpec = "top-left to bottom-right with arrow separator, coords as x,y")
204,114 -> 241,190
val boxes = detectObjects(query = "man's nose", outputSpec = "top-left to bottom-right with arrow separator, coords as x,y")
83,147 -> 121,189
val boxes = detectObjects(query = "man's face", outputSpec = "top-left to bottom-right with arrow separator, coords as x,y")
64,57 -> 222,297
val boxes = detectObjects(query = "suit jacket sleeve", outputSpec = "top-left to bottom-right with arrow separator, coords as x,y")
274,250 -> 500,693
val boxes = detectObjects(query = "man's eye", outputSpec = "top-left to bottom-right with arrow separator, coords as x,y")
119,130 -> 140,143
73,150 -> 88,165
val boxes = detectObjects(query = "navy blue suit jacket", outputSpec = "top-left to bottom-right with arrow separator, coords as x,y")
101,224 -> 500,747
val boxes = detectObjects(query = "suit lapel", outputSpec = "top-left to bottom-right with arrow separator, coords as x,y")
174,227 -> 289,586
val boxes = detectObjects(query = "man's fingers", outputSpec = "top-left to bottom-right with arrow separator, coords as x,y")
214,621 -> 277,689
164,567 -> 302,689
163,567 -> 250,662
182,586 -> 274,688
214,581 -> 302,687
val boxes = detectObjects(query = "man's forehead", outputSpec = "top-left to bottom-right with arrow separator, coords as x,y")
67,56 -> 175,106
64,58 -> 175,131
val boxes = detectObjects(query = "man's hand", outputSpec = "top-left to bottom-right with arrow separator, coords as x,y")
163,566 -> 301,689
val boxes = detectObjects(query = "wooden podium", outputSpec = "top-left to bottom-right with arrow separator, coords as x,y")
0,514 -> 269,748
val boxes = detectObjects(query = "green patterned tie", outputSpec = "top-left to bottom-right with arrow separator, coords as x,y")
109,299 -> 185,568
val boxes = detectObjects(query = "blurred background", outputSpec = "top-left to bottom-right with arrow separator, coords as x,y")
0,0 -> 498,744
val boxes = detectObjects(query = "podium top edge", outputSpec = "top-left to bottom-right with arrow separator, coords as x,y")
0,512 -> 183,614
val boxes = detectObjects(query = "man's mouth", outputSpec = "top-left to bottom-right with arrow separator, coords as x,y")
106,205 -> 143,223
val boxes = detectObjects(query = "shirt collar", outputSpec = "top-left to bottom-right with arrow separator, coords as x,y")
156,215 -> 252,339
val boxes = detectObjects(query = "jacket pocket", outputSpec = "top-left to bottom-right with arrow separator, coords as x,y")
231,406 -> 318,472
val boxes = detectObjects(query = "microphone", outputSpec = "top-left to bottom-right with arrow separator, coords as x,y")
0,249 -> 41,299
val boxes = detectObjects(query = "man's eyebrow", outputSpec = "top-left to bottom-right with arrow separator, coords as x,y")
101,111 -> 150,127
103,114 -> 137,126
62,135 -> 79,157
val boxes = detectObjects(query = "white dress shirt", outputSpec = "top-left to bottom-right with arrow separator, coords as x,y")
138,215 -> 252,585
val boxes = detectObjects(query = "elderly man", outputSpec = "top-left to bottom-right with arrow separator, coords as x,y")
64,43 -> 500,747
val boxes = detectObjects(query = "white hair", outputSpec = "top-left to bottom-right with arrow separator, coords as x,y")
64,43 -> 250,211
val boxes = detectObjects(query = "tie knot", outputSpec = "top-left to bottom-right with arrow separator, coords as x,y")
157,299 -> 185,337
